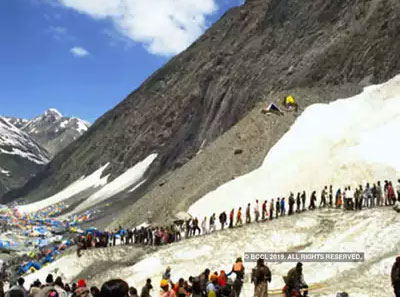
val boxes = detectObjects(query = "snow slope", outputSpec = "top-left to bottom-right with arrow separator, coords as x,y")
17,164 -> 110,213
0,118 -> 50,165
189,75 -> 400,219
19,153 -> 157,214
70,154 -> 158,214
24,207 -> 399,297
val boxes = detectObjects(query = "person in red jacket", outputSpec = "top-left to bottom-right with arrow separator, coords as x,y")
262,200 -> 267,221
218,271 -> 227,287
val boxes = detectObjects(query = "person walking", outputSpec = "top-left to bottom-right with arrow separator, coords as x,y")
219,212 -> 227,230
201,217 -> 208,235
209,214 -> 216,233
229,209 -> 234,228
309,192 -> 317,210
319,187 -> 327,208
377,181 -> 383,206
296,193 -> 301,213
276,199 -> 280,218
254,200 -> 260,222
246,203 -> 251,224
269,199 -> 274,221
262,200 -> 267,221
288,193 -> 295,215
301,192 -> 306,211
329,185 -> 333,207
280,198 -> 286,216
251,259 -> 271,297
236,208 -> 243,226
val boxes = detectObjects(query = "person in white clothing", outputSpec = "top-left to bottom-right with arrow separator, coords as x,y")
201,217 -> 208,235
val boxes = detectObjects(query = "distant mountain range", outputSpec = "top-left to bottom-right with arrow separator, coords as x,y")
0,109 -> 90,197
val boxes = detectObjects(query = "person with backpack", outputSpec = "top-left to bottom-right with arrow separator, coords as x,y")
251,259 -> 271,297
231,258 -> 244,297
284,263 -> 308,297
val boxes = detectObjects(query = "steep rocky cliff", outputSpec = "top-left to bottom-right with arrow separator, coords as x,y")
5,0 -> 400,218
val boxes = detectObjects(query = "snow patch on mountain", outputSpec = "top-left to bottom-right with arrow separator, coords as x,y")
189,75 -> 400,219
70,154 -> 158,215
0,168 -> 10,177
0,118 -> 50,165
17,163 -> 110,213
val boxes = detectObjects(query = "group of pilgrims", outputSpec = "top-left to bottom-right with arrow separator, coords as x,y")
76,179 -> 400,253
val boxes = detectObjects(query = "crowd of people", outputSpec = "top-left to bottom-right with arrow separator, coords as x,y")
3,253 -> 400,297
75,179 -> 400,256
5,178 -> 400,297
1,256 -> 312,297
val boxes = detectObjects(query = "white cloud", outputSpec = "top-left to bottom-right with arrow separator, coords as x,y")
56,0 -> 218,56
70,46 -> 90,57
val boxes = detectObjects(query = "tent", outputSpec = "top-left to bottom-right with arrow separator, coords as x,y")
262,103 -> 283,115
285,95 -> 296,105
284,95 -> 298,111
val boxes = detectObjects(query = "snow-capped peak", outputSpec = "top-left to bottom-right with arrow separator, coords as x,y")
0,117 -> 50,165
44,108 -> 62,119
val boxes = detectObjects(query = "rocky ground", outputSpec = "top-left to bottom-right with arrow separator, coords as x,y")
111,84 -> 362,228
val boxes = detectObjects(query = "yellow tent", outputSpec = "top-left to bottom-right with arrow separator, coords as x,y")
285,95 -> 296,105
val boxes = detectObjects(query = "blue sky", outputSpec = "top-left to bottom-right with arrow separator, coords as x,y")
0,0 -> 243,123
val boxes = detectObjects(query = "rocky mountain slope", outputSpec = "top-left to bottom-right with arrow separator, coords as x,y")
0,118 -> 50,197
4,0 -> 400,223
6,109 -> 90,157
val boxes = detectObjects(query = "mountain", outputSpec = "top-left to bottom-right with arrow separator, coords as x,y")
5,0 -> 400,224
0,118 -> 50,197
6,109 -> 90,157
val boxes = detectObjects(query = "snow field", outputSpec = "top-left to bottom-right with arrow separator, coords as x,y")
189,75 -> 400,221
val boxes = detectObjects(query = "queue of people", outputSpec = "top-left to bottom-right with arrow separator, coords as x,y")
75,179 -> 400,258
